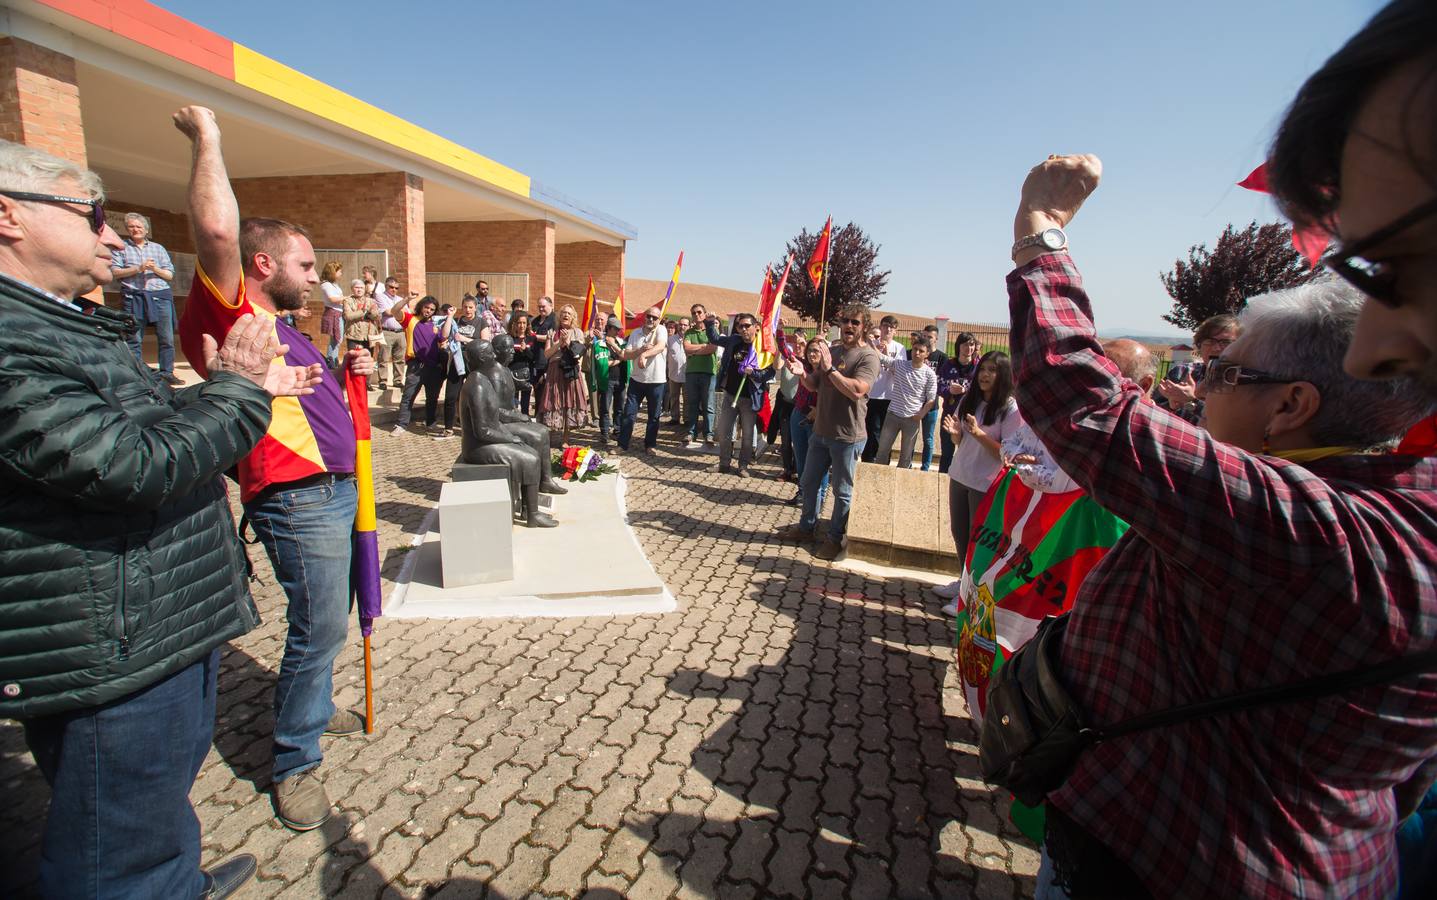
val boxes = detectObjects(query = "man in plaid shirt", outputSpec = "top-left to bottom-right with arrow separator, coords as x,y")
1008,154 -> 1437,899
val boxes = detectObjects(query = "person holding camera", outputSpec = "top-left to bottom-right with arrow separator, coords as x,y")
539,302 -> 590,446
1157,314 -> 1239,423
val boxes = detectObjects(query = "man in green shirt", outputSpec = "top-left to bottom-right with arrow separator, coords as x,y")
589,316 -> 630,447
682,302 -> 723,449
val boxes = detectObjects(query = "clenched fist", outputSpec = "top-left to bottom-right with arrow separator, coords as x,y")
1014,154 -> 1102,249
172,105 -> 220,144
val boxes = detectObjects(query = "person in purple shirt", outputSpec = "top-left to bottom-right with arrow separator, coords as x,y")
395,296 -> 455,434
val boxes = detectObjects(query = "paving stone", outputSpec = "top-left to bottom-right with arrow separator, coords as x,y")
0,426 -> 1037,900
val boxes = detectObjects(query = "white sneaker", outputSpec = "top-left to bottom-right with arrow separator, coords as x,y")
931,579 -> 962,599
940,601 -> 959,617
685,440 -> 702,450
390,425 -> 406,435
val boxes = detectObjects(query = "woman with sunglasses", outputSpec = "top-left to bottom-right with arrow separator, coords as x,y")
1008,152 -> 1437,900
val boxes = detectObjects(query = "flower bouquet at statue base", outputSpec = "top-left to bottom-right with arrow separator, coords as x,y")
553,446 -> 618,483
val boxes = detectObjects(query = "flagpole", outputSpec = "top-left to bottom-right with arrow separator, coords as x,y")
817,222 -> 833,331
364,634 -> 374,734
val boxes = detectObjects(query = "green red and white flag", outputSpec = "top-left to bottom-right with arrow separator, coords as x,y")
954,467 -> 1128,839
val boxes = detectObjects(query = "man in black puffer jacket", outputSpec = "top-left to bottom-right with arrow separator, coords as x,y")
0,140 -> 321,899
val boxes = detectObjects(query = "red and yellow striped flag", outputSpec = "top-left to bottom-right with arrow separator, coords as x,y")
580,276 -> 596,331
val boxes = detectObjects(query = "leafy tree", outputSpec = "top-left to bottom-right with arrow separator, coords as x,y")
1160,221 -> 1317,332
773,221 -> 890,326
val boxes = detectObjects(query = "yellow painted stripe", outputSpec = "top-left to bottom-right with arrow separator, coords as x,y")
231,44 -> 531,199
354,439 -> 376,531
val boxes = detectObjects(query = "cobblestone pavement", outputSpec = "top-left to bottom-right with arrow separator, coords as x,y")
2,407 -> 1040,898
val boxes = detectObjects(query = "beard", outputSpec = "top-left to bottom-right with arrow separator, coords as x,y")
267,267 -> 308,311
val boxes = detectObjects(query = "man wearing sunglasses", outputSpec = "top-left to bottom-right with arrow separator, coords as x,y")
616,306 -> 670,454
776,305 -> 881,560
1268,0 -> 1436,399
1007,139 -> 1437,895
0,139 -> 322,898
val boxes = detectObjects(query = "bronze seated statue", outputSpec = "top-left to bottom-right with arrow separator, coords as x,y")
458,339 -> 557,528
483,334 -> 566,496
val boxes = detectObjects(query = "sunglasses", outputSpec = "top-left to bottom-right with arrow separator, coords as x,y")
1,190 -> 106,233
736,321 -> 755,328
1323,195 -> 1437,309
645,314 -> 660,321
1201,359 -> 1295,395
841,317 -> 863,326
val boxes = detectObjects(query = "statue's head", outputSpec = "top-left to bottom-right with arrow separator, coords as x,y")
463,338 -> 496,369
471,338 -> 496,367
491,333 -> 514,365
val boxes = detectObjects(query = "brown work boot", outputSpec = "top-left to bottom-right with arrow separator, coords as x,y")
775,523 -> 815,543
273,768 -> 332,831
814,538 -> 844,561
323,709 -> 365,736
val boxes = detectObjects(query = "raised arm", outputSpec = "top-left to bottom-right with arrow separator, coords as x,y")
174,106 -> 241,303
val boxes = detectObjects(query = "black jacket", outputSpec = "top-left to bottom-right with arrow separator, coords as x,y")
0,276 -> 271,718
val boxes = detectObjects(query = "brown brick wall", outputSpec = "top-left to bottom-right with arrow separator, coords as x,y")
231,171 -> 424,294
109,201 -> 195,254
0,38 -> 86,166
425,219 -> 553,304
554,240 -> 624,306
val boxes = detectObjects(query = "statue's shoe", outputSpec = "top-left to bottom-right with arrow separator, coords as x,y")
526,511 -> 559,528
540,480 -> 569,495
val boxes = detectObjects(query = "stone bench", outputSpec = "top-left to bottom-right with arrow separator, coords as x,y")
845,462 -> 961,574
439,479 -> 514,587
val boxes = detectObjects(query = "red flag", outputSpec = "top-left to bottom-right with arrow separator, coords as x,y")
1237,162 -> 1329,268
807,216 -> 832,289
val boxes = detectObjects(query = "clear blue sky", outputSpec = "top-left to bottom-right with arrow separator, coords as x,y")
160,0 -> 1378,337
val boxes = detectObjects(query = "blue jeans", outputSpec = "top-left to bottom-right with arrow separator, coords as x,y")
598,378 -> 628,439
921,407 -> 939,471
621,380 -> 665,450
23,649 -> 219,898
245,476 -> 357,781
123,288 -> 175,375
684,371 -> 716,441
790,408 -> 829,510
799,434 -> 862,541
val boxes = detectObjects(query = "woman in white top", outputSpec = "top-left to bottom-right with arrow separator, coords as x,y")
941,351 -> 1022,582
318,260 -> 345,369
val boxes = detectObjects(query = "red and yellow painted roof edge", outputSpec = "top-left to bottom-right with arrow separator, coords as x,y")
31,0 -> 532,198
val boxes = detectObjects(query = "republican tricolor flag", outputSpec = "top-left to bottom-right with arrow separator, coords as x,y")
580,276 -> 596,331
343,367 -> 383,733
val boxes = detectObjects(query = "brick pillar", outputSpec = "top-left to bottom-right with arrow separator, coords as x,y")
0,37 -> 86,165
425,219 -> 555,304
554,240 -> 626,308
231,171 -> 425,293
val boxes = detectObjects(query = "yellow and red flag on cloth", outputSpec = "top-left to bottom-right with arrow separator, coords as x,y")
755,255 -> 793,369
807,216 -> 832,290
612,283 -> 643,335
580,276 -> 596,331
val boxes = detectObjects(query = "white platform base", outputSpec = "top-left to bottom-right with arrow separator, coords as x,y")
386,473 -> 675,620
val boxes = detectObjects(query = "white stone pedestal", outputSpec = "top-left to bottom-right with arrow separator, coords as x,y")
439,480 -> 513,588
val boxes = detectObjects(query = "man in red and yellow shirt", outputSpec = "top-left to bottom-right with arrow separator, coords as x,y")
175,106 -> 374,833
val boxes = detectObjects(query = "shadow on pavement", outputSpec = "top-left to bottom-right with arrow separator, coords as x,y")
634,554 -> 1037,898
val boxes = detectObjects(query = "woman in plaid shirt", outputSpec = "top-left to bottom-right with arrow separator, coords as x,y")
1011,150 -> 1437,897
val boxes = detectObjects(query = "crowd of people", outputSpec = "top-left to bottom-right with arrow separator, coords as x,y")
0,1 -> 1434,897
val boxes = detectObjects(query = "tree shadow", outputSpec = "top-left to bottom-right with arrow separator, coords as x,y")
387,474 -> 445,499
626,554 -> 1036,898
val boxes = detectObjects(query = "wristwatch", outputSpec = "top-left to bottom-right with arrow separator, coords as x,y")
1011,226 -> 1068,259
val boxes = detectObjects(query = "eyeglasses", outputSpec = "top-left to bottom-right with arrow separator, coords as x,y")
1200,359 -> 1296,394
736,321 -> 755,329
0,190 -> 106,233
1199,337 -> 1234,351
645,314 -> 660,321
841,317 -> 863,326
1323,195 -> 1437,309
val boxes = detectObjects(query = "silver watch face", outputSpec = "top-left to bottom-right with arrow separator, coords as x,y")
1040,228 -> 1066,250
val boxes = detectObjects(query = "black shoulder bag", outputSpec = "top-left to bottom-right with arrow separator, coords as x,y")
980,613 -> 1437,807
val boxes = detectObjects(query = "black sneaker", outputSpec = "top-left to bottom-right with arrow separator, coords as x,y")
199,853 -> 257,899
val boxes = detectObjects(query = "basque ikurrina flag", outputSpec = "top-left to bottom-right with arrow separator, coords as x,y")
343,366 -> 383,732
953,467 -> 1127,840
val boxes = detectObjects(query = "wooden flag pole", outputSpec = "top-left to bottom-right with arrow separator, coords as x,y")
817,226 -> 833,332
363,634 -> 374,734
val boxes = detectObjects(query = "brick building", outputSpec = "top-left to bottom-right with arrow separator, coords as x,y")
0,0 -> 633,347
